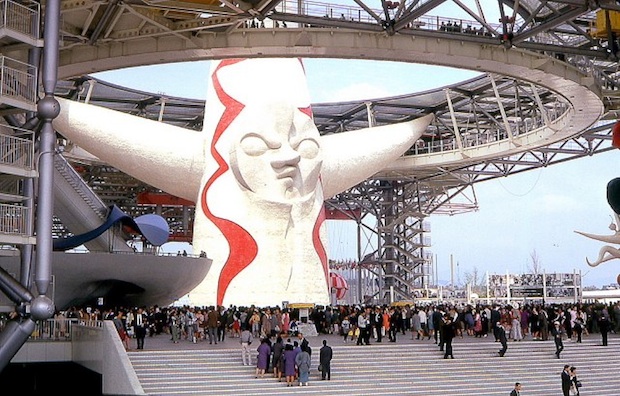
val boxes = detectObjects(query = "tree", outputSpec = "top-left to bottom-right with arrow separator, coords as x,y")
527,249 -> 543,274
463,265 -> 487,297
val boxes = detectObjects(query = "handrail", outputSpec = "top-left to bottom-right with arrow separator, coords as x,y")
0,55 -> 37,105
0,202 -> 30,235
54,153 -> 108,219
0,0 -> 40,39
0,126 -> 34,170
0,318 -> 103,341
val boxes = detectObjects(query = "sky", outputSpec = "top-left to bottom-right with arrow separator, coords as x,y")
94,59 -> 619,290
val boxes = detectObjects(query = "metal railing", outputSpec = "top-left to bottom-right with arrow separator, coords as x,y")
0,55 -> 37,106
0,0 -> 40,40
0,126 -> 34,170
0,202 -> 30,235
410,101 -> 570,156
274,0 -> 501,33
0,318 -> 104,341
54,153 -> 108,219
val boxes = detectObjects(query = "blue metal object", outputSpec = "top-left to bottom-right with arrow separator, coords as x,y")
53,205 -> 170,251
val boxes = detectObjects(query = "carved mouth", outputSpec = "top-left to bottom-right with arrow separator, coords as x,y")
276,167 -> 297,180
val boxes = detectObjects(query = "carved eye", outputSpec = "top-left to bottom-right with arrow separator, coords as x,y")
296,139 -> 319,159
240,135 -> 269,156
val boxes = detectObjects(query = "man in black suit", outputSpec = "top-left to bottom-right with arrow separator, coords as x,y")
496,322 -> 508,357
373,306 -> 383,342
319,339 -> 333,380
551,321 -> 564,359
561,364 -> 571,396
133,307 -> 148,350
598,311 -> 610,346
432,306 -> 443,344
490,305 -> 501,341
442,314 -> 456,359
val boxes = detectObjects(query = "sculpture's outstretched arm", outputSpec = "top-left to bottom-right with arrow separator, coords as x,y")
574,229 -> 620,245
320,114 -> 433,198
53,98 -> 205,202
586,246 -> 620,267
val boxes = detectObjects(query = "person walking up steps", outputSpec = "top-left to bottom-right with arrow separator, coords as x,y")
497,321 -> 508,357
551,321 -> 564,359
240,327 -> 253,366
319,339 -> 333,380
442,314 -> 456,359
561,364 -> 571,396
295,345 -> 311,386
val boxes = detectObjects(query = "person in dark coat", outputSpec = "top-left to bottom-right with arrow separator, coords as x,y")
133,307 -> 148,350
283,343 -> 297,387
255,338 -> 271,378
569,366 -> 580,396
490,305 -> 501,341
561,364 -> 571,396
598,310 -> 611,346
442,314 -> 456,359
297,332 -> 311,355
388,308 -> 399,342
496,322 -> 508,357
432,307 -> 443,344
551,321 -> 564,359
319,339 -> 333,380
272,336 -> 284,380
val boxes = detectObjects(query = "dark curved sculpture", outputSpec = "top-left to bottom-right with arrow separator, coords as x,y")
53,205 -> 169,251
608,177 -> 620,215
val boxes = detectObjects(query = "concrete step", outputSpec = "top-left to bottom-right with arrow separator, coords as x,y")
128,335 -> 619,395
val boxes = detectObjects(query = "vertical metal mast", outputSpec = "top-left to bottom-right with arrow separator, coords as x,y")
0,0 -> 61,371
34,0 -> 60,302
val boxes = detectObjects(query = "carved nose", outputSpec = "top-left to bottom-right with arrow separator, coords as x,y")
272,145 -> 301,168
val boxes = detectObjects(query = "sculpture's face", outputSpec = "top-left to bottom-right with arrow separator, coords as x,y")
230,103 -> 322,202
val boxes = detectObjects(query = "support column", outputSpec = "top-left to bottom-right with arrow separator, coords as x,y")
32,0 -> 61,319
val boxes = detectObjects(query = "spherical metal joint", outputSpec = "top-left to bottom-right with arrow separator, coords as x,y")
37,96 -> 61,120
30,295 -> 55,320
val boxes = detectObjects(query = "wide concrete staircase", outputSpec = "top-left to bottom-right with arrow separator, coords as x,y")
128,335 -> 619,395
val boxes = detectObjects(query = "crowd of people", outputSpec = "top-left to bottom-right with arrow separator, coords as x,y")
28,299 -> 616,392
46,300 -> 619,352
39,299 -> 618,349
240,329 -> 332,386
